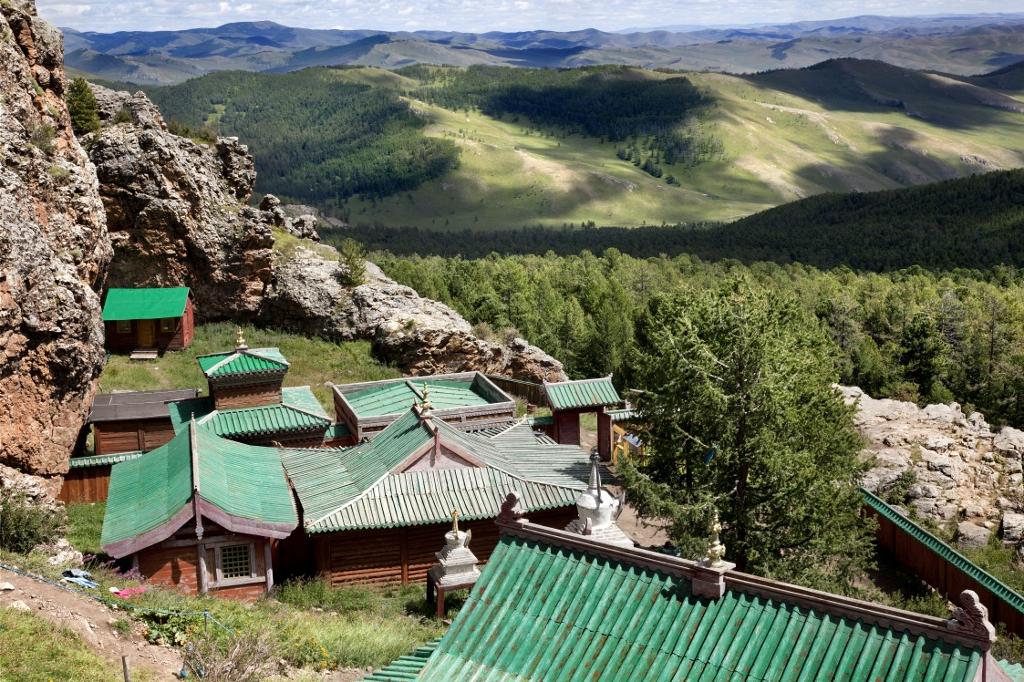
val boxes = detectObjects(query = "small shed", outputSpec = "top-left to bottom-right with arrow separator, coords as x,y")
103,287 -> 195,353
89,388 -> 200,456
101,420 -> 298,600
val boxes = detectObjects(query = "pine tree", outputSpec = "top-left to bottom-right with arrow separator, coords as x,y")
621,278 -> 872,590
67,78 -> 100,136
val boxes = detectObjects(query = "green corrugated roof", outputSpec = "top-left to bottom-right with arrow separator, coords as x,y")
102,288 -> 190,321
282,412 -> 590,533
544,376 -> 621,411
101,423 -> 297,553
168,396 -> 214,432
324,422 -> 351,440
1000,659 -> 1024,682
197,348 -> 289,378
197,387 -> 330,440
365,641 -> 438,681
606,407 -> 638,423
862,488 -> 1024,616
380,534 -> 983,681
69,451 -> 144,468
345,379 -> 494,418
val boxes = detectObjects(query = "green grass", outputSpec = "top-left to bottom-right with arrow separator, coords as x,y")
0,608 -> 130,682
66,502 -> 106,556
343,66 -> 1024,231
99,322 -> 401,412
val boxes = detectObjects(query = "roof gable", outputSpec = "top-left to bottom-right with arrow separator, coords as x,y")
374,523 -> 992,681
544,376 -> 621,411
102,288 -> 190,321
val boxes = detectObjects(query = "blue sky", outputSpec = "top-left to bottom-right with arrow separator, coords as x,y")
38,0 -> 1024,33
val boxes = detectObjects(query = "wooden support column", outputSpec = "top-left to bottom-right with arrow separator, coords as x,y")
400,528 -> 410,584
197,542 -> 209,595
264,542 -> 274,592
597,409 -> 612,462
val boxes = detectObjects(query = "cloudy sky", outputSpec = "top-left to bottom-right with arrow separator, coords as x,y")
37,0 -> 1024,33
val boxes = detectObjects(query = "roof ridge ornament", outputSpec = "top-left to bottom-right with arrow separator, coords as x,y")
235,327 -> 248,351
704,509 -> 727,568
946,590 -> 997,645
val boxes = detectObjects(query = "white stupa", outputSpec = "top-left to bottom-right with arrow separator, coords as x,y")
428,510 -> 481,589
564,452 -> 634,548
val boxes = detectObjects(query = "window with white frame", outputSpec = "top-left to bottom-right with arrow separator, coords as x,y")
217,543 -> 254,582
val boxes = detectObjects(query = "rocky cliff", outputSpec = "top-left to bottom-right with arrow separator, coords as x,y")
85,86 -> 565,382
845,387 -> 1024,551
0,1 -> 109,489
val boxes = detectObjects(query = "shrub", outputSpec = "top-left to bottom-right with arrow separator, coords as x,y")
0,488 -> 66,554
337,238 -> 366,286
113,107 -> 133,124
28,123 -> 56,154
184,627 -> 278,682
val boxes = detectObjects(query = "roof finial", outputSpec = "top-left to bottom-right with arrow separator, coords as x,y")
705,508 -> 726,568
451,508 -> 460,534
587,450 -> 603,502
420,382 -> 433,417
235,327 -> 248,350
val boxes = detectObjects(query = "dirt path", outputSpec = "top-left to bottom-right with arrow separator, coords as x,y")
0,566 -> 184,679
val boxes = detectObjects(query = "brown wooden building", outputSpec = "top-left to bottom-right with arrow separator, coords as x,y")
103,287 -> 195,353
89,388 -> 199,456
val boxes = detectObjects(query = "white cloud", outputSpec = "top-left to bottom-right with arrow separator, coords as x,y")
36,0 -> 1024,33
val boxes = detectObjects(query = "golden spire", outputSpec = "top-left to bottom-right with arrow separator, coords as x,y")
235,327 -> 248,350
451,509 -> 460,534
421,382 -> 432,411
706,508 -> 726,567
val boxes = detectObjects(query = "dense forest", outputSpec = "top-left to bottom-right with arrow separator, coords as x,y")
144,69 -> 459,201
377,251 -> 1024,427
335,168 -> 1024,270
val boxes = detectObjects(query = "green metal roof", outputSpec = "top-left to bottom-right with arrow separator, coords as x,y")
69,451 -> 144,468
365,641 -> 438,681
378,533 -> 984,681
324,422 -> 351,440
344,379 -> 494,418
281,412 -> 590,534
101,422 -> 297,554
197,348 -> 289,378
544,376 -> 621,411
197,387 -> 330,440
1000,659 -> 1024,681
606,407 -> 638,423
102,288 -> 190,321
862,488 -> 1024,616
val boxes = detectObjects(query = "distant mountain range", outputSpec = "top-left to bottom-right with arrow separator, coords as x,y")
63,13 -> 1024,85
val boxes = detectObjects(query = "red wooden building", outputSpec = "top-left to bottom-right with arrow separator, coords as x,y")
103,287 -> 195,353
542,376 -> 623,459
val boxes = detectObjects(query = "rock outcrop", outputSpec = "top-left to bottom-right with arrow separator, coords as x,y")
0,1 -> 109,488
85,85 -> 273,320
263,248 -> 565,382
844,386 -> 1024,549
85,85 -> 565,382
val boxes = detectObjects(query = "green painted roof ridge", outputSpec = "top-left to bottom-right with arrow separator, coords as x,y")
862,488 -> 1024,614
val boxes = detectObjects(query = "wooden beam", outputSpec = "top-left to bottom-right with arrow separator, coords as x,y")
197,542 -> 208,595
264,542 -> 274,592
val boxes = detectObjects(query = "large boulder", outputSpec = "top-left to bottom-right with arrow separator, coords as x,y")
956,521 -> 991,550
0,0 -> 109,482
85,102 -> 273,320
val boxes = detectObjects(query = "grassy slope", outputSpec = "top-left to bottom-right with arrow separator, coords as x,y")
0,609 -> 132,682
344,65 -> 1024,231
99,322 -> 401,412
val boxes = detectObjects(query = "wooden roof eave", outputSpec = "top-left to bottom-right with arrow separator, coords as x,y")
102,504 -> 195,559
195,496 -> 297,540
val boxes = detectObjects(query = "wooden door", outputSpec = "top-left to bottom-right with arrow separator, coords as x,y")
137,319 -> 155,348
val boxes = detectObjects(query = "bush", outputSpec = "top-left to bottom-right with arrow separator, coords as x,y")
28,123 -> 56,154
0,488 -> 66,554
184,627 -> 278,682
337,238 -> 366,286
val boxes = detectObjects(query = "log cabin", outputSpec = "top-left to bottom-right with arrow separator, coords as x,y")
279,398 -> 594,586
100,419 -> 298,600
103,287 -> 195,353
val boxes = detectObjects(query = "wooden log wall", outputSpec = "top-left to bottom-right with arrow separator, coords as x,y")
317,507 -> 577,586
57,466 -> 112,503
211,382 -> 282,410
94,418 -> 175,456
868,506 -> 1024,637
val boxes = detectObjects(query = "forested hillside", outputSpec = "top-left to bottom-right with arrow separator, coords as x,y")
377,251 -> 1024,428
335,168 -> 1024,271
144,68 -> 459,201
142,61 -> 1024,229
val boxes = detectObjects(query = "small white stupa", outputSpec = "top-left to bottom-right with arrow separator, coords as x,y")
565,452 -> 634,548
428,510 -> 481,589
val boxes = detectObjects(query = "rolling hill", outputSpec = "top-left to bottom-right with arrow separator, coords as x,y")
62,15 -> 1024,85
138,60 -> 1024,230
